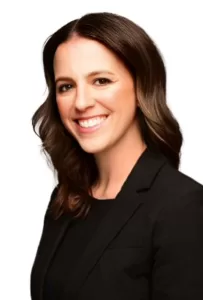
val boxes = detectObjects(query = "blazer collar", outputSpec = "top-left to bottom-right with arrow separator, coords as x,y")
117,146 -> 167,192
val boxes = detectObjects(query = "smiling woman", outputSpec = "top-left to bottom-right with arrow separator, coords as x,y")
30,11 -> 203,300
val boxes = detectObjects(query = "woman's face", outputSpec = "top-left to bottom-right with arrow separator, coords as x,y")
54,36 -> 139,154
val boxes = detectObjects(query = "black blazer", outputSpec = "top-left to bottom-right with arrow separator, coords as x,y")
30,148 -> 203,300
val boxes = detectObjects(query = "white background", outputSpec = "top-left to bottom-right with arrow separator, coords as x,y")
0,0 -> 202,299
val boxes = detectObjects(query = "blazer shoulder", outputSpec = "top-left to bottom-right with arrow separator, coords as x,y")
44,184 -> 60,218
158,161 -> 203,194
149,161 -> 203,215
49,184 -> 59,206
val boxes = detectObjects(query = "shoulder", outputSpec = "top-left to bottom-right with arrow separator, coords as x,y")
161,161 -> 202,188
50,184 -> 59,203
149,161 -> 203,223
145,160 -> 203,222
44,184 -> 60,215
155,160 -> 203,201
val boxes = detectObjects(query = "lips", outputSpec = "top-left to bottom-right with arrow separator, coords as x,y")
74,114 -> 109,133
79,116 -> 107,128
74,114 -> 108,123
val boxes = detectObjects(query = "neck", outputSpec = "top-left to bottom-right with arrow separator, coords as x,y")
92,122 -> 147,199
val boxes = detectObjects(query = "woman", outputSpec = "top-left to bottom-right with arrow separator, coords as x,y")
30,12 -> 203,300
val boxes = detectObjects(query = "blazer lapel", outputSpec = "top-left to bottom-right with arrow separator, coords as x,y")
65,148 -> 167,298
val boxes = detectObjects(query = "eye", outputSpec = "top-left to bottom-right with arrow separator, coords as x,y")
57,84 -> 73,93
94,78 -> 112,85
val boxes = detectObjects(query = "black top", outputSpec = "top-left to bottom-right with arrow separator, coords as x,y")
43,196 -> 115,300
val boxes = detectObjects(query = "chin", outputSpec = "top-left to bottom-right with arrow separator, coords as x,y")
80,145 -> 105,155
78,140 -> 110,155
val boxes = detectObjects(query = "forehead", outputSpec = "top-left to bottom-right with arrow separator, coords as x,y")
53,36 -> 124,75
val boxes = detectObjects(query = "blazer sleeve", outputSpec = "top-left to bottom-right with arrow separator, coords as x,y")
152,187 -> 203,300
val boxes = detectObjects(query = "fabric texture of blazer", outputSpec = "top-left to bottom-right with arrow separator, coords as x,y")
30,148 -> 203,300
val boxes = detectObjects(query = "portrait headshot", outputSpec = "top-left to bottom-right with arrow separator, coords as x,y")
29,10 -> 203,300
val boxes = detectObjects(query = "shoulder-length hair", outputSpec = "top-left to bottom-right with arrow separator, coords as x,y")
32,12 -> 183,219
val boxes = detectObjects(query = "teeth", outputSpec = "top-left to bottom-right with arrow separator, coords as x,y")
78,116 -> 107,128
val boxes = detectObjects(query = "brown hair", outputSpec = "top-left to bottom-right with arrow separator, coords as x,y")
32,12 -> 183,219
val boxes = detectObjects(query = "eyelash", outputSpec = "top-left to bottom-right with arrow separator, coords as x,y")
57,78 -> 112,94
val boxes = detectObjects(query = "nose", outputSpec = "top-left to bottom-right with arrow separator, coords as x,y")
74,85 -> 95,111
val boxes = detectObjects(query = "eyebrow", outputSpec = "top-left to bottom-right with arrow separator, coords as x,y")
55,70 -> 115,84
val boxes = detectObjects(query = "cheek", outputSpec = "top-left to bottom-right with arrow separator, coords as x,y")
97,87 -> 123,108
100,85 -> 136,111
56,98 -> 72,119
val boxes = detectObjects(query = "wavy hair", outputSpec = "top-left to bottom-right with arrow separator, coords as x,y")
32,12 -> 183,219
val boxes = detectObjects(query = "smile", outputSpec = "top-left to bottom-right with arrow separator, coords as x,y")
78,116 -> 107,128
75,115 -> 109,133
